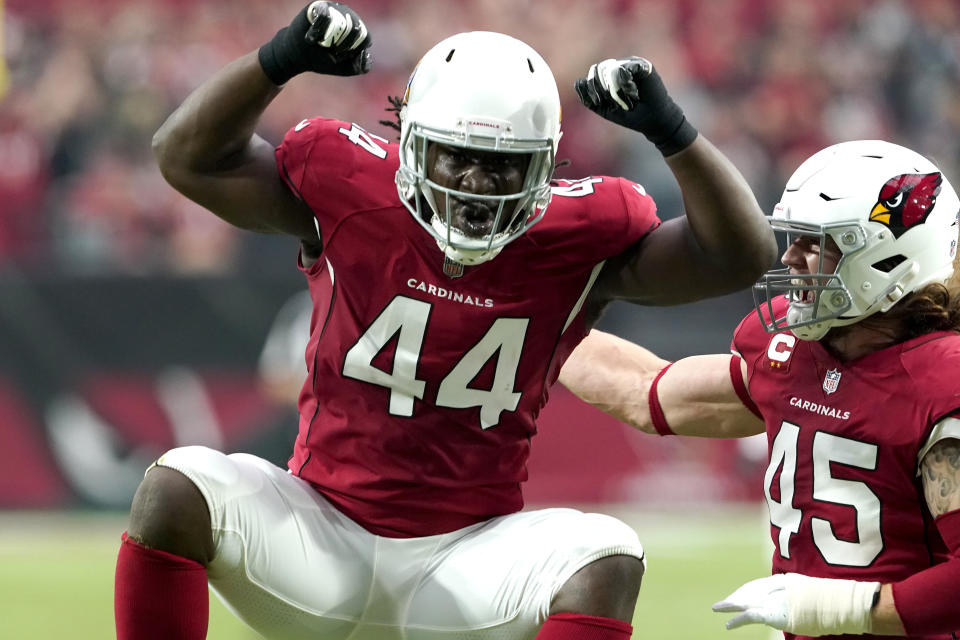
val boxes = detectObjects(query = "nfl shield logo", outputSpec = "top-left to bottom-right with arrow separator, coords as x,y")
442,256 -> 464,279
823,368 -> 841,395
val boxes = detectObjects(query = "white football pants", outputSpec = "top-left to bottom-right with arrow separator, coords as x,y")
155,446 -> 645,640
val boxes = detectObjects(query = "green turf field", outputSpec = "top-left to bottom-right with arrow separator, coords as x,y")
0,507 -> 774,639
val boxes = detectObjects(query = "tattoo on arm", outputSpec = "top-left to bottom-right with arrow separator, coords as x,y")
921,438 -> 960,517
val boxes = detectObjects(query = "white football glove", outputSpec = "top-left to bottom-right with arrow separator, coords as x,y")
306,1 -> 368,50
712,573 -> 880,636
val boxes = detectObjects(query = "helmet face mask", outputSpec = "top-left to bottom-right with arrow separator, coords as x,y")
754,140 -> 960,340
395,31 -> 562,265
755,220 -> 861,340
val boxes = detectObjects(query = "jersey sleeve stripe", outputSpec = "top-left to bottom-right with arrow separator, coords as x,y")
729,354 -> 762,419
561,261 -> 606,334
648,363 -> 676,436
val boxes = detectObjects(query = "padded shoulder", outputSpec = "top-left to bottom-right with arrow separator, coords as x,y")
275,118 -> 400,222
731,297 -> 784,359
900,332 -> 960,408
532,176 -> 660,263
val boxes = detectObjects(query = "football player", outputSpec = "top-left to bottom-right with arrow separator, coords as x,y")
560,140 -> 960,639
116,2 -> 777,639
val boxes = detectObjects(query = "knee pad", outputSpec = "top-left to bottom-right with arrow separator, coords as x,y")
154,446 -> 274,504
155,446 -> 236,487
574,512 -> 646,570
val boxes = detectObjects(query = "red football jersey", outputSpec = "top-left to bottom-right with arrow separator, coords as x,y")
276,118 -> 659,537
733,296 -> 960,640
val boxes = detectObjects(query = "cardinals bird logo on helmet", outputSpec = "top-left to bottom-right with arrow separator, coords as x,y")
868,172 -> 942,238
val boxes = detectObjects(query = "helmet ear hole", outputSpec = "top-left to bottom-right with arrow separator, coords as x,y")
871,255 -> 907,273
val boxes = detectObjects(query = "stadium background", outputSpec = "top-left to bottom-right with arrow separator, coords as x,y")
1,0 -> 957,637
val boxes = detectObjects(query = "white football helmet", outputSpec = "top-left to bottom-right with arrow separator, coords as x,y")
395,31 -> 562,265
754,140 -> 960,340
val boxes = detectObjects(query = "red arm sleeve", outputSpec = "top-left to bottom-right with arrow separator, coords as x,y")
890,508 -> 960,635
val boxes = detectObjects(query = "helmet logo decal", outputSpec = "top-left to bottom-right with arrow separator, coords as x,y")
465,120 -> 503,131
401,64 -> 420,106
869,172 -> 942,238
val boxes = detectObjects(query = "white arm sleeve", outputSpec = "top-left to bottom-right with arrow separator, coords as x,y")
916,415 -> 960,476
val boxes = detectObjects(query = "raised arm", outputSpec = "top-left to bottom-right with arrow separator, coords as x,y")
618,136 -> 775,304
152,53 -> 305,236
558,330 -> 763,438
152,2 -> 371,242
575,58 -> 777,307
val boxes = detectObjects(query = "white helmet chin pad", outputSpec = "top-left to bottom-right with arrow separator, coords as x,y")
429,215 -> 505,265
753,140 -> 960,339
394,31 -> 562,265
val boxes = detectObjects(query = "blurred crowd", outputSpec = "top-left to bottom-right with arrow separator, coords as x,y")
2,0 -> 960,275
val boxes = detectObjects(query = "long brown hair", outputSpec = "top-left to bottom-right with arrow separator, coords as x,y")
858,252 -> 960,340
875,282 -> 960,340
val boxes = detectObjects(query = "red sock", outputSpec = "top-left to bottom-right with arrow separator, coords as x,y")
537,612 -> 633,640
115,531 -> 209,640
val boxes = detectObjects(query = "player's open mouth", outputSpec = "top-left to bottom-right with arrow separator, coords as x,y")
790,277 -> 818,303
452,200 -> 497,237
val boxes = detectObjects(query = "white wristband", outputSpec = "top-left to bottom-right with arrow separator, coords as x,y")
784,574 -> 880,636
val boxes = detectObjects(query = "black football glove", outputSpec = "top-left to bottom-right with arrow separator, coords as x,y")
575,57 -> 697,156
258,1 -> 372,85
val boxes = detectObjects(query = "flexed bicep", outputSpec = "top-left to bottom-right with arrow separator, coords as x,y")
153,52 -> 319,240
